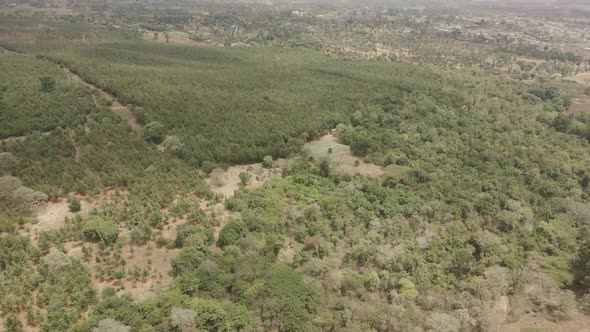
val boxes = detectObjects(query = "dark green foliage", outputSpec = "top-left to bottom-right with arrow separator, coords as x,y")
41,42 -> 450,164
251,264 -> 320,332
0,235 -> 31,270
39,76 -> 56,93
495,45 -> 583,62
67,196 -> 81,212
0,53 -> 95,138
218,219 -> 248,248
142,121 -> 165,144
574,226 -> 590,291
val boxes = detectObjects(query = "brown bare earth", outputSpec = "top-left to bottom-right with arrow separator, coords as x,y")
569,101 -> 590,114
303,133 -> 385,178
31,197 -> 96,232
568,72 -> 590,86
205,160 -> 286,198
503,312 -> 590,332
142,31 -> 210,47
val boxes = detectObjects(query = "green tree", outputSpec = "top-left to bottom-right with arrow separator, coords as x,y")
262,155 -> 273,169
142,122 -> 165,144
239,172 -> 250,186
82,217 -> 119,245
574,226 -> 590,291
68,196 -> 81,212
218,220 -> 248,248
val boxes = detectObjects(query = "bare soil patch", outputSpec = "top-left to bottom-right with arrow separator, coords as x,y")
568,72 -> 590,86
303,133 -> 385,178
502,312 -> 590,332
142,31 -> 209,47
25,197 -> 96,235
205,160 -> 286,198
568,97 -> 590,114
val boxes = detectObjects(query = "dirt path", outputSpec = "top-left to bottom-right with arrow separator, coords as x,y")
62,67 -> 142,133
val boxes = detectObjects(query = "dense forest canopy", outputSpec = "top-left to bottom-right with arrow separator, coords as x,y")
37,41 -> 460,165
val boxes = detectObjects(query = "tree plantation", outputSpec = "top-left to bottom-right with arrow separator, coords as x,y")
39,41 -> 451,165
1,6 -> 590,332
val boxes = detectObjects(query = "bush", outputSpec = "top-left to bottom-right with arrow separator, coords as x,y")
262,155 -> 273,169
68,196 -> 81,212
142,122 -> 165,144
82,217 -> 119,245
201,161 -> 219,175
239,172 -> 250,186
218,220 -> 248,248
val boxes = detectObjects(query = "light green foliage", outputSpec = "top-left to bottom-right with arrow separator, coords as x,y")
82,217 -> 119,245
262,155 -> 273,169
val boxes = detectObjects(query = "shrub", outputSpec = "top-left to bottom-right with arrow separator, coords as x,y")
239,172 -> 250,186
68,196 -> 81,212
82,217 -> 119,245
218,220 -> 248,248
262,155 -> 273,169
142,122 -> 165,144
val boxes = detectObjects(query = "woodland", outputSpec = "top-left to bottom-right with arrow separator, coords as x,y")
1,7 -> 590,332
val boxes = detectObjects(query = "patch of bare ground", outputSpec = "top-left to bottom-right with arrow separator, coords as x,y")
568,97 -> 590,114
20,196 -> 97,237
142,31 -> 210,47
303,133 -> 385,178
568,72 -> 590,86
205,160 -> 286,198
502,311 -> 590,332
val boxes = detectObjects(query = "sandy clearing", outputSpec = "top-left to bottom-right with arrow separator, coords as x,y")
503,311 -> 590,332
568,98 -> 590,114
205,160 -> 286,198
142,31 -> 210,47
567,72 -> 590,86
303,133 -> 385,178
25,197 -> 97,235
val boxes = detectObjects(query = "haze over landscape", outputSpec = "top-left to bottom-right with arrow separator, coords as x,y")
1,0 -> 590,331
